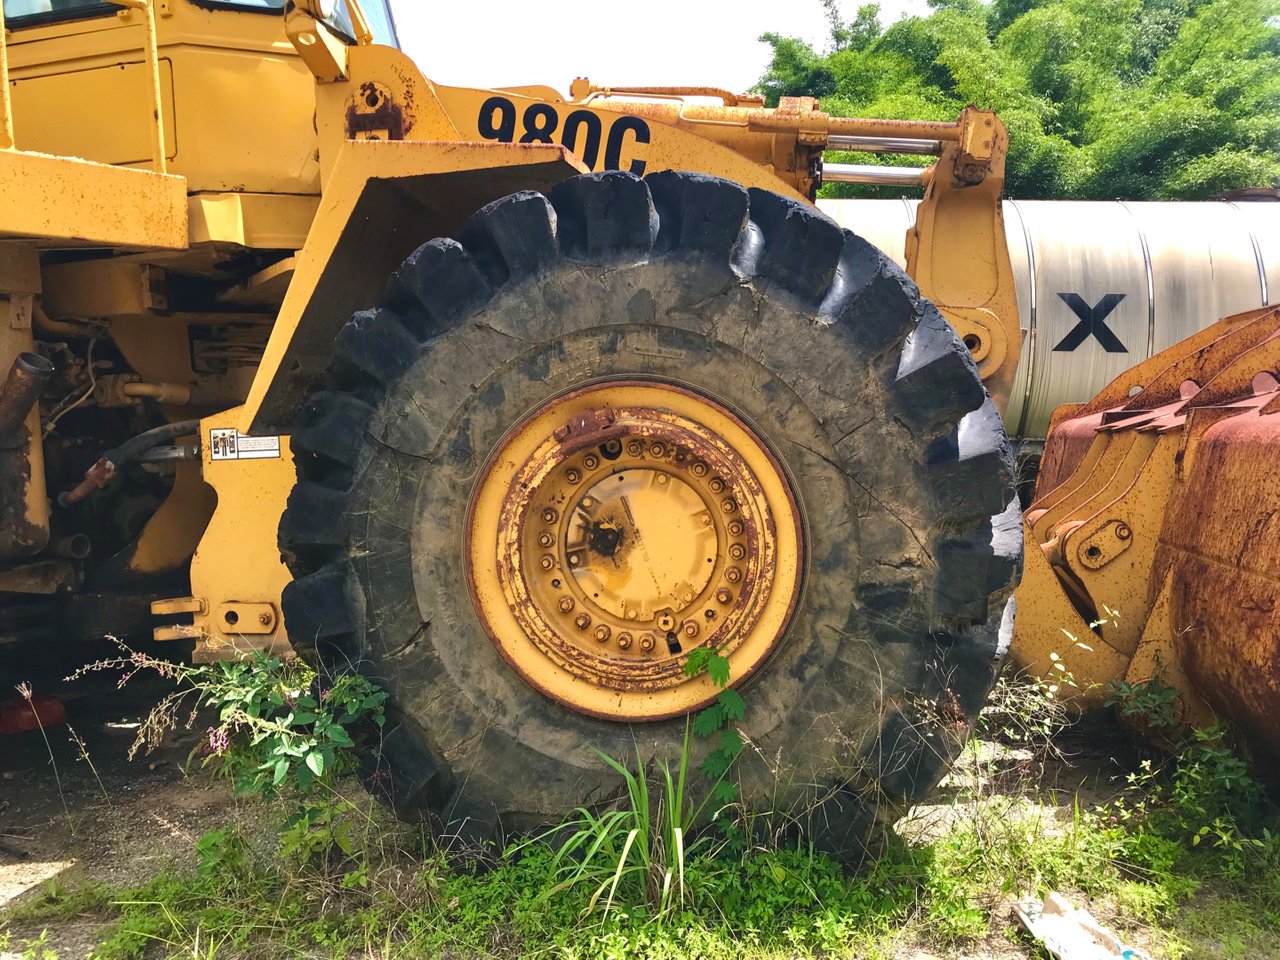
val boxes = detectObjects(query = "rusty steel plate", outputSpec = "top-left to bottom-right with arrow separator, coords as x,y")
465,381 -> 804,721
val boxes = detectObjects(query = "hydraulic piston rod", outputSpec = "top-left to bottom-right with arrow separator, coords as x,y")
827,136 -> 942,155
822,163 -> 925,187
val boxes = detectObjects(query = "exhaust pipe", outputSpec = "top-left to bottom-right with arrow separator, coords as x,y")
48,533 -> 92,560
0,351 -> 52,561
0,352 -> 53,441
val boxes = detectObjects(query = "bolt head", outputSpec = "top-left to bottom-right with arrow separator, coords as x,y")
639,634 -> 655,651
726,567 -> 742,583
721,498 -> 737,513
716,588 -> 732,604
650,443 -> 665,458
682,621 -> 698,638
728,520 -> 744,536
627,441 -> 643,457
594,625 -> 611,642
538,533 -> 554,547
559,597 -> 575,612
692,462 -> 708,477
729,544 -> 745,560
584,455 -> 599,469
709,478 -> 725,493
258,613 -> 272,626
566,469 -> 581,484
617,632 -> 633,649
540,555 -> 555,570
542,508 -> 558,523
657,614 -> 674,630
574,613 -> 591,630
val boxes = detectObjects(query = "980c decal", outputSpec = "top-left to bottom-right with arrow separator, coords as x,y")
477,96 -> 650,175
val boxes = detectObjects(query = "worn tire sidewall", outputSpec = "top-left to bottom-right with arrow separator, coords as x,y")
350,260 -> 932,820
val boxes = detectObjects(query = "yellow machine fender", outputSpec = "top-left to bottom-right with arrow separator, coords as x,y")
241,139 -> 590,435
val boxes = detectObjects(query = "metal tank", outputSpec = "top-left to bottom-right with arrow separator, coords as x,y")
818,199 -> 1279,439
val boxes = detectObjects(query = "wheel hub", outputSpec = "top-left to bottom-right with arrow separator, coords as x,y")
466,382 -> 803,721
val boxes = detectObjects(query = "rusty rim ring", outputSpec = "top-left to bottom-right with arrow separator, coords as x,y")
465,381 -> 804,721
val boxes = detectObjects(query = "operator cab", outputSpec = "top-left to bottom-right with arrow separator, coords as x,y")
4,0 -> 397,46
1,0 -> 399,194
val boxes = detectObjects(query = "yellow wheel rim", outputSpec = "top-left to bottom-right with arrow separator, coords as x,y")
466,381 -> 804,721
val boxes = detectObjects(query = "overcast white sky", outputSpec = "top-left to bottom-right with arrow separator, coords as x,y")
387,0 -> 931,95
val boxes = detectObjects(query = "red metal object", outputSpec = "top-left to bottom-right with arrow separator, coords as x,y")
0,694 -> 66,734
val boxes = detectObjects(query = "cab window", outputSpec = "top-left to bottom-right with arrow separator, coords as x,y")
4,0 -> 399,48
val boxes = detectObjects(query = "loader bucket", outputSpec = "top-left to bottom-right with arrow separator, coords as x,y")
1012,306 -> 1280,765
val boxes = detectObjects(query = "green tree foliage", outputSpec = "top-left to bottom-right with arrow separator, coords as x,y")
757,0 -> 1280,198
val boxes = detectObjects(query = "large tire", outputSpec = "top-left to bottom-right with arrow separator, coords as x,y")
279,171 -> 1020,857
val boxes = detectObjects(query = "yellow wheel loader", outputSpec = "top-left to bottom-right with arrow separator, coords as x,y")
0,0 -> 1271,852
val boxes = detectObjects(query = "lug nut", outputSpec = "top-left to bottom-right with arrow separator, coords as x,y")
726,567 -> 742,583
639,634 -> 656,652
729,544 -> 745,560
540,555 -> 555,570
566,469 -> 581,484
543,508 -> 558,523
574,613 -> 591,630
682,621 -> 699,638
709,478 -> 725,493
559,597 -> 575,612
650,442 -> 665,457
584,455 -> 599,469
627,441 -> 644,456
692,462 -> 708,477
728,520 -> 744,536
617,632 -> 633,649
721,498 -> 737,513
594,625 -> 611,642
538,533 -> 554,547
716,588 -> 732,604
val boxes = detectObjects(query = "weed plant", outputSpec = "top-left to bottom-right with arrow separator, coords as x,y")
5,656 -> 1280,958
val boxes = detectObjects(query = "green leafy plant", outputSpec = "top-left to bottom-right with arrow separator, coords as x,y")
682,647 -> 745,806
194,656 -> 386,796
70,641 -> 386,798
1106,676 -> 1181,730
68,642 -> 386,868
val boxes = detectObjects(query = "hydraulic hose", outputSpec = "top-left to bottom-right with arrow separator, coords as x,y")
60,419 -> 201,506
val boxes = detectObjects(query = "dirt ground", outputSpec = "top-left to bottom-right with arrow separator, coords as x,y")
0,663 -> 259,957
0,664 -> 1144,960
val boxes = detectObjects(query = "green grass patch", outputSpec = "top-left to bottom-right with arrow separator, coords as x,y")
8,663 -> 1277,958
6,739 -> 1278,960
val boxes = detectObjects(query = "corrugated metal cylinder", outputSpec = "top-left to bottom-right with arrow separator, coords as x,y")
817,199 -> 1279,438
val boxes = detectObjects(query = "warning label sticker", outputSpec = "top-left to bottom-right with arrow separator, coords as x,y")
209,428 -> 281,462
